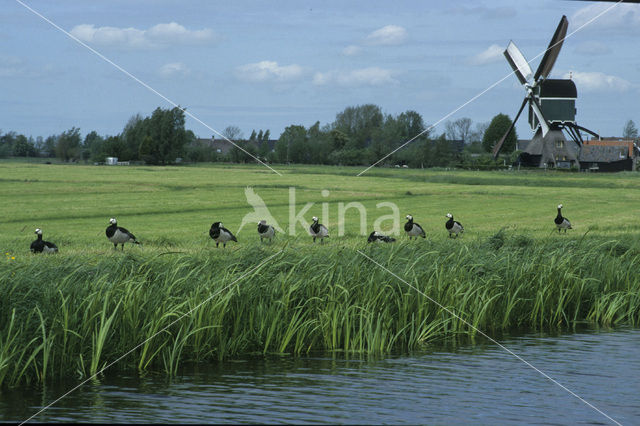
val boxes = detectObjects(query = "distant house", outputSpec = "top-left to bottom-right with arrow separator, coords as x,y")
195,138 -> 278,156
579,139 -> 638,172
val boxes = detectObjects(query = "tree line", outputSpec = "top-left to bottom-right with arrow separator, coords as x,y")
1,104 -> 637,168
0,107 -> 194,165
223,105 -> 518,168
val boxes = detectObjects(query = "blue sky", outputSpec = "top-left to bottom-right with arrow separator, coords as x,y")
2,0 -> 639,142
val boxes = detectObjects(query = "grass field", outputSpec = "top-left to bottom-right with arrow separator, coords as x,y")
2,161 -> 640,249
1,161 -> 640,386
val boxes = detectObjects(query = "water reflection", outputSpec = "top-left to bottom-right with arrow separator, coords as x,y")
2,328 -> 639,424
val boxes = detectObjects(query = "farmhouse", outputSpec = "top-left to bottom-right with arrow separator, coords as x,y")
515,138 -> 638,171
579,139 -> 638,172
196,138 -> 277,155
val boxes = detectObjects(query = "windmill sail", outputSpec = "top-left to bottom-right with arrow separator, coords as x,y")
533,15 -> 568,82
504,41 -> 533,86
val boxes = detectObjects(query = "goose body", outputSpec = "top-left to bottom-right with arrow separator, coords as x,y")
257,220 -> 275,243
30,229 -> 58,253
404,215 -> 426,239
554,204 -> 572,233
309,216 -> 329,243
445,214 -> 464,238
367,231 -> 396,243
210,222 -> 238,248
106,218 -> 140,250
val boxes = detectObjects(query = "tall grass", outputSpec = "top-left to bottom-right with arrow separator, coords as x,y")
1,232 -> 639,387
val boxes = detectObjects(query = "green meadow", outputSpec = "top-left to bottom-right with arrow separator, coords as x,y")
1,161 -> 640,386
2,161 -> 640,247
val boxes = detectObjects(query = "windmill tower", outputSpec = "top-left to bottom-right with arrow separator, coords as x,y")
492,15 -> 599,168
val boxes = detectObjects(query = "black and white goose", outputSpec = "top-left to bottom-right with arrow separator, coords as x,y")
106,218 -> 140,250
367,231 -> 396,243
445,213 -> 464,238
309,216 -> 329,243
404,215 -> 426,240
30,228 -> 58,253
554,204 -> 572,233
210,222 -> 238,248
257,220 -> 275,243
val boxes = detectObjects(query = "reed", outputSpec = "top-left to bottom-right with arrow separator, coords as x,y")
1,231 -> 639,387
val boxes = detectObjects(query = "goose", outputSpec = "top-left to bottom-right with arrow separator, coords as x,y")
30,228 -> 58,253
404,215 -> 426,240
367,231 -> 396,243
309,216 -> 329,243
257,220 -> 275,243
210,222 -> 238,248
106,218 -> 140,250
445,213 -> 464,238
555,204 -> 572,233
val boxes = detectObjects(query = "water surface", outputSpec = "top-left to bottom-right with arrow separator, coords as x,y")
3,328 -> 638,424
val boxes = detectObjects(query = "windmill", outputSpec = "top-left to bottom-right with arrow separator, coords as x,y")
492,15 -> 600,168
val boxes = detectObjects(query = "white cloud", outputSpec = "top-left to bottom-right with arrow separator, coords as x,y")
159,62 -> 190,78
470,44 -> 504,65
572,4 -> 640,32
563,71 -> 633,92
342,45 -> 361,56
313,67 -> 397,87
70,22 -> 216,49
236,61 -> 303,83
365,25 -> 407,46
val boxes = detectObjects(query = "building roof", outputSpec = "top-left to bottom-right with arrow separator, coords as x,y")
579,145 -> 629,163
583,139 -> 635,157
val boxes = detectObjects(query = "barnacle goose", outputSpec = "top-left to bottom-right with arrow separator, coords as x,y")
106,218 -> 140,250
30,228 -> 58,253
404,215 -> 426,240
555,204 -> 572,233
367,231 -> 396,243
445,213 -> 464,238
257,220 -> 275,243
309,216 -> 329,243
210,222 -> 238,248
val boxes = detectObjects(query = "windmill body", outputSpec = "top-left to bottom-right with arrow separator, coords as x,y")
493,16 -> 599,168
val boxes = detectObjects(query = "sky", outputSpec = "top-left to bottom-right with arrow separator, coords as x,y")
2,0 -> 639,142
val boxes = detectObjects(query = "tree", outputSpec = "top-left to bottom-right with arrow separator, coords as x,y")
445,117 -> 473,143
122,114 -> 146,160
333,104 -> 384,149
223,125 -> 243,141
482,114 -> 517,154
13,134 -> 37,157
55,127 -> 82,162
139,107 -> 190,165
84,131 -> 104,162
276,125 -> 307,163
469,121 -> 489,144
42,135 -> 57,158
623,119 -> 638,139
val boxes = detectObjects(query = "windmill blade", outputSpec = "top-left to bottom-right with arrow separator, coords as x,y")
533,15 -> 568,82
504,41 -> 533,86
564,122 -> 600,140
529,96 -> 551,137
492,97 -> 528,159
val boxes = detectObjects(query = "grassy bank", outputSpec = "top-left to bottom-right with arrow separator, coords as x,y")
1,233 -> 639,387
1,162 -> 640,387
